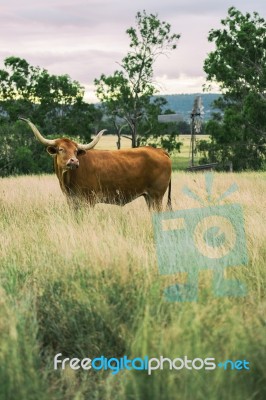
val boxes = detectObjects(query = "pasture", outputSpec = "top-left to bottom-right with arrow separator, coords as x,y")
0,170 -> 265,400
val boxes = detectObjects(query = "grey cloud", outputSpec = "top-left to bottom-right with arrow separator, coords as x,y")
0,0 -> 265,99
0,48 -> 124,82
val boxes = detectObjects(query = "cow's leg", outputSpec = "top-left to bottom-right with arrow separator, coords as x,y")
143,194 -> 151,210
66,195 -> 80,211
87,195 -> 96,208
67,195 -> 95,211
152,197 -> 163,212
144,194 -> 163,212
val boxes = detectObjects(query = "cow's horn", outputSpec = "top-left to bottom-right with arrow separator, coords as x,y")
77,129 -> 106,151
19,118 -> 57,146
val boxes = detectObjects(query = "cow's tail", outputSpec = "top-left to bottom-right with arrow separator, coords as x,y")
167,179 -> 172,211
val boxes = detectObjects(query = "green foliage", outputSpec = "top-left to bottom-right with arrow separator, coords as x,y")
0,56 -> 84,103
0,57 -> 103,176
143,133 -> 182,155
204,7 -> 266,97
139,97 -> 183,154
0,56 -> 101,135
203,7 -> 266,170
0,56 -> 85,125
0,121 -> 53,176
95,10 -> 180,148
123,10 -> 179,95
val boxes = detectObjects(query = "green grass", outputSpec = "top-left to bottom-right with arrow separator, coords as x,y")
171,134 -> 210,170
0,172 -> 265,399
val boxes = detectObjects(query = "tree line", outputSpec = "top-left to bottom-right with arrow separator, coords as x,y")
0,56 -> 103,175
0,7 -> 265,176
200,7 -> 266,171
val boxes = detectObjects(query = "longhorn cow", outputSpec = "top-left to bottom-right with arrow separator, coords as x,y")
20,118 -> 172,210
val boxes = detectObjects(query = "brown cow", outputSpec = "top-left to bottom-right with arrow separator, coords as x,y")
20,118 -> 172,210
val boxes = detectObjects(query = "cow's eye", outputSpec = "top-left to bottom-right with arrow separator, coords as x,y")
59,148 -> 64,152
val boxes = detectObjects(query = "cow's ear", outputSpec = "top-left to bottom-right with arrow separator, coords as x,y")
77,149 -> 86,156
46,146 -> 57,156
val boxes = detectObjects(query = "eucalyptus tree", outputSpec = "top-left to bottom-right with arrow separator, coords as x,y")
203,7 -> 266,170
95,10 -> 180,148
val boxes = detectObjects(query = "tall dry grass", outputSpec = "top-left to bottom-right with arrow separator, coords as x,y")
0,172 -> 265,400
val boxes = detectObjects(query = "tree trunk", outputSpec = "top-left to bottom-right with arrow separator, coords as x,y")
116,132 -> 121,149
131,123 -> 138,148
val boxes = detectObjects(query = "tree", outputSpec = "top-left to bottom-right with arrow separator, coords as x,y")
95,10 -> 180,148
202,7 -> 266,170
139,97 -> 182,154
0,57 -> 103,176
0,121 -> 53,176
0,56 -> 101,138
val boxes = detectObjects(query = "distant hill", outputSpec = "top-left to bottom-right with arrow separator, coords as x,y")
154,93 -> 220,121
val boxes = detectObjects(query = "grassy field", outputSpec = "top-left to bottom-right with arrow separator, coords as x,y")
97,134 -> 207,170
0,170 -> 265,400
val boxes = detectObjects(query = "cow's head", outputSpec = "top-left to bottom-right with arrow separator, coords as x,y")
46,138 -> 85,170
20,118 -> 105,171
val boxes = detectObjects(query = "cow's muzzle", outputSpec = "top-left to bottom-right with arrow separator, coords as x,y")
66,158 -> 79,169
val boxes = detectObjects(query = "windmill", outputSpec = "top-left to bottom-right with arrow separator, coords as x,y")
189,95 -> 204,167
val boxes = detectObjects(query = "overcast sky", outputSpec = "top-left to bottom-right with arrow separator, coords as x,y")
0,0 -> 265,102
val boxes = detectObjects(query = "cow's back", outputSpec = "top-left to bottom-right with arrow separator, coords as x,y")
68,146 -> 171,203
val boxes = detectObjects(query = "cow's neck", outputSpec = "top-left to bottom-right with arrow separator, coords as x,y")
54,159 -> 72,196
61,170 -> 72,195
